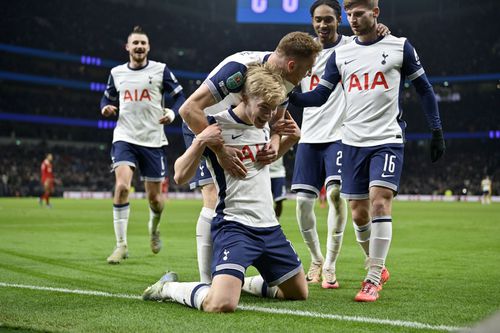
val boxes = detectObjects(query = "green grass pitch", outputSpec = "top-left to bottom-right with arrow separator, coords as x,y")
0,198 -> 499,332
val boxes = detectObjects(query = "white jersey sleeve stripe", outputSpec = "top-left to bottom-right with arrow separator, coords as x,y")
319,78 -> 334,89
170,85 -> 183,96
407,68 -> 425,81
204,79 -> 223,103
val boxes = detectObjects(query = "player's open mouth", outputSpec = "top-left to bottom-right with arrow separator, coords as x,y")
318,30 -> 330,37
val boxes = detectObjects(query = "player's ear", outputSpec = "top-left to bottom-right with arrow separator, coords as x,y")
373,7 -> 379,19
287,60 -> 296,73
125,43 -> 130,51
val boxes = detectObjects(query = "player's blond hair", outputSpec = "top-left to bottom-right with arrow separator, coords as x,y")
343,0 -> 378,10
243,63 -> 286,107
275,31 -> 322,60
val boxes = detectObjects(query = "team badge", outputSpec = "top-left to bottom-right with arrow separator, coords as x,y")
226,72 -> 244,90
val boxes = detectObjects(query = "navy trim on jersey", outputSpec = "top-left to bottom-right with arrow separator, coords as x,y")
126,60 -> 149,71
263,53 -> 271,63
207,61 -> 248,101
228,107 -> 252,125
402,39 -> 442,130
205,149 -> 227,217
100,74 -> 119,109
322,34 -> 343,49
354,35 -> 385,46
162,65 -> 183,95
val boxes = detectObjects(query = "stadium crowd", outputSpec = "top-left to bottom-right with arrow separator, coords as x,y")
1,0 -> 498,198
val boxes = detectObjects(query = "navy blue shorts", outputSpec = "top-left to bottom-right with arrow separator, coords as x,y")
182,122 -> 214,189
271,177 -> 287,202
340,143 -> 404,200
211,217 -> 302,287
291,141 -> 342,196
111,141 -> 167,182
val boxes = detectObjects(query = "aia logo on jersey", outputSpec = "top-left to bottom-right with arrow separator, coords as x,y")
240,144 -> 263,163
310,74 -> 320,90
123,89 -> 152,102
347,71 -> 388,92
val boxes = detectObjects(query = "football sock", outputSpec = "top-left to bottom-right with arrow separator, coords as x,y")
296,194 -> 324,264
196,207 -> 214,283
324,185 -> 347,271
353,220 -> 371,257
162,282 -> 210,310
113,203 -> 130,246
366,216 -> 392,285
148,205 -> 162,234
242,275 -> 278,298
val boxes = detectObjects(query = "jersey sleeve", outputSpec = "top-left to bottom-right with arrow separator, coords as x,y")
289,52 -> 340,107
163,65 -> 183,97
100,73 -> 119,110
204,61 -> 247,103
403,39 -> 442,130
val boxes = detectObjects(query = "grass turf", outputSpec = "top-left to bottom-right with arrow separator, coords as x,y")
0,198 -> 499,332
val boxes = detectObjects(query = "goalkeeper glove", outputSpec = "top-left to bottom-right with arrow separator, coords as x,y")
430,129 -> 445,163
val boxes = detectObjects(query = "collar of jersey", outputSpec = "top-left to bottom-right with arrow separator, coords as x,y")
263,53 -> 272,64
228,107 -> 252,126
354,35 -> 385,46
127,60 -> 150,71
319,34 -> 343,50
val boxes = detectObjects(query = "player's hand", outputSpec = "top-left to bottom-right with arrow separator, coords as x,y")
101,105 -> 117,117
214,145 -> 247,178
376,23 -> 391,36
256,142 -> 278,165
196,124 -> 224,147
159,108 -> 176,125
271,111 -> 301,140
430,129 -> 445,162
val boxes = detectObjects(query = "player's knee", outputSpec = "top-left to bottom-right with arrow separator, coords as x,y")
115,183 -> 130,198
203,298 -> 238,313
351,209 -> 369,225
147,192 -> 162,206
327,184 -> 341,204
371,197 -> 391,216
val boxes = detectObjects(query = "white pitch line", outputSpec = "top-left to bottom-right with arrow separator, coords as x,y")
0,282 -> 465,332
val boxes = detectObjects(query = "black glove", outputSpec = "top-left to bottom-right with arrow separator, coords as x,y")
430,129 -> 445,162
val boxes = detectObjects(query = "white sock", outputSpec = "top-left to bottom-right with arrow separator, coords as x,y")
113,203 -> 130,246
242,275 -> 278,298
353,220 -> 371,257
366,216 -> 392,285
162,282 -> 210,310
197,207 -> 214,283
296,194 -> 324,264
148,206 -> 162,234
324,185 -> 347,272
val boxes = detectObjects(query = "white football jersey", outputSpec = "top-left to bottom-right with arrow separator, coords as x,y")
482,179 -> 492,192
104,60 -> 183,147
269,157 -> 286,179
203,51 -> 292,116
321,35 -> 425,147
204,109 -> 278,228
299,35 -> 352,143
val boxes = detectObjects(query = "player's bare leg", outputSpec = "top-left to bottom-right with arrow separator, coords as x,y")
145,180 -> 164,254
276,269 -> 308,300
107,165 -> 134,264
201,274 -> 242,312
197,183 -> 217,283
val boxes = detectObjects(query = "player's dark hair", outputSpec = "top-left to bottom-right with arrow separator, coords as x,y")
310,0 -> 342,23
128,25 -> 147,39
343,0 -> 377,10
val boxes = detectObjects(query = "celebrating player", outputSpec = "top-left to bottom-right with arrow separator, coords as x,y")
292,0 -> 390,288
39,153 -> 54,208
179,31 -> 321,283
481,176 -> 492,204
100,26 -> 186,264
142,63 -> 306,312
290,0 -> 445,301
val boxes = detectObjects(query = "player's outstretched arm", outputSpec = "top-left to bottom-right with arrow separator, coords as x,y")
174,124 -> 223,185
179,85 -> 216,135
